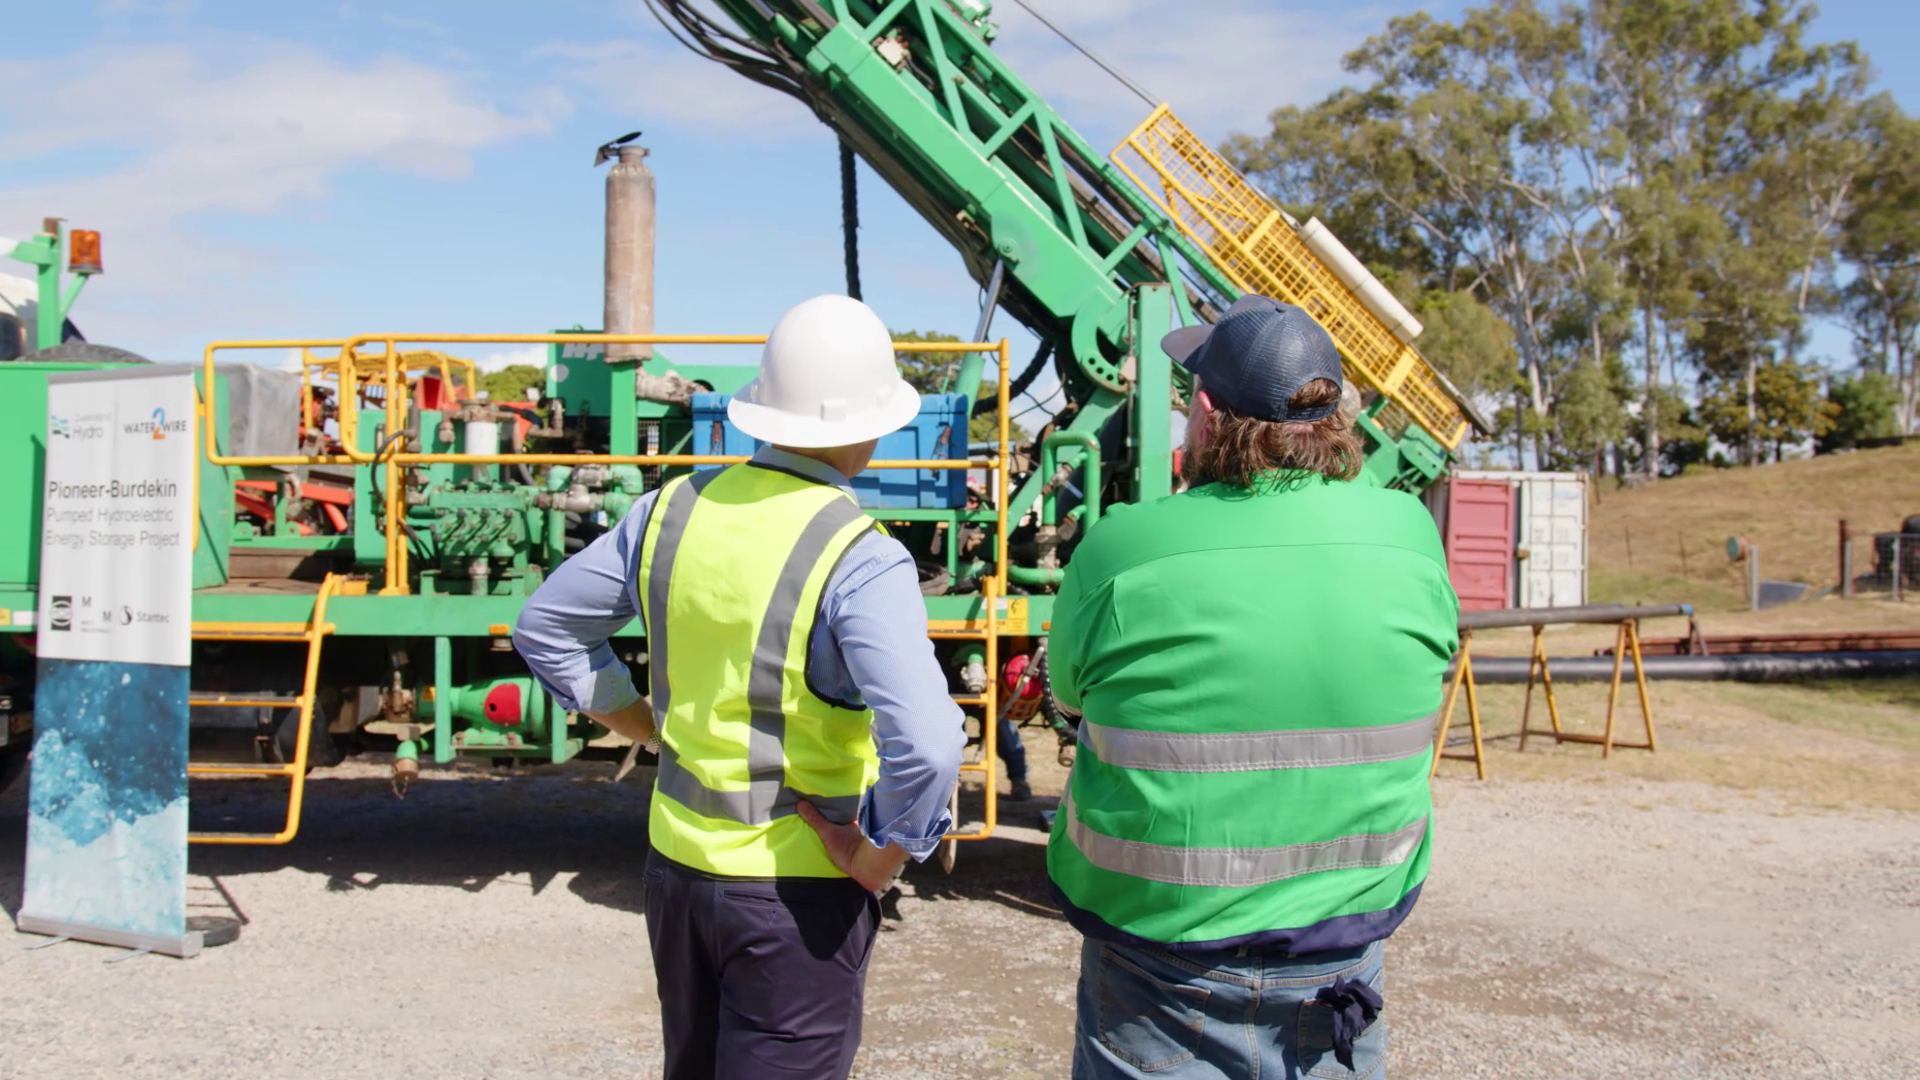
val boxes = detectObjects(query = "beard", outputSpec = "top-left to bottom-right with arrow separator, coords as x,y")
1177,413 -> 1208,488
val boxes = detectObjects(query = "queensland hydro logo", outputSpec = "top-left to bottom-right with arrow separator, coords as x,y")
49,413 -> 107,441
123,406 -> 188,440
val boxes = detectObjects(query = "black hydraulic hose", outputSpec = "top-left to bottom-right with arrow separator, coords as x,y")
367,430 -> 422,543
840,139 -> 862,301
974,340 -> 1054,418
1462,650 -> 1920,684
641,0 -> 807,102
366,430 -> 405,509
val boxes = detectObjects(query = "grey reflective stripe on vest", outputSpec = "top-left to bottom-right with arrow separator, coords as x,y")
1079,712 -> 1438,773
1063,789 -> 1428,888
643,471 -> 721,721
654,744 -> 864,825
652,485 -> 871,826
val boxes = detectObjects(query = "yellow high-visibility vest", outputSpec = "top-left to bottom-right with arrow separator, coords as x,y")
636,463 -> 881,878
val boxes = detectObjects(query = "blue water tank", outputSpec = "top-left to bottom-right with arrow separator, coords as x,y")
688,391 -> 971,509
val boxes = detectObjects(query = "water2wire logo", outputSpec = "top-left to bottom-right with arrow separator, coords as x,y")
123,406 -> 187,441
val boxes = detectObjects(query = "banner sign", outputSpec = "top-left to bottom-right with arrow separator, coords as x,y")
18,365 -> 201,958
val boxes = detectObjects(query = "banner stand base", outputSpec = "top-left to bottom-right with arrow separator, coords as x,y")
16,913 -> 206,960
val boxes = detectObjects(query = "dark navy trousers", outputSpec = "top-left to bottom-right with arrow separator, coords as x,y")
643,849 -> 882,1080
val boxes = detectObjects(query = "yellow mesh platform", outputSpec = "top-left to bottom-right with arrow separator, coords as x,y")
1112,105 -> 1471,451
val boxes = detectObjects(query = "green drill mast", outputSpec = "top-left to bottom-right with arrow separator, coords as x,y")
644,0 -> 1486,522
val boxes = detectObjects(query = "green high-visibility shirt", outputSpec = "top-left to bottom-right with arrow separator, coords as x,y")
1045,471 -> 1460,952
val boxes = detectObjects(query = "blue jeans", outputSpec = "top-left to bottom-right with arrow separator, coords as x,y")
1070,936 -> 1388,1080
998,713 -> 1028,781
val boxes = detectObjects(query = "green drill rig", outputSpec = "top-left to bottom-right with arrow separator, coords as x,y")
0,1 -> 1487,858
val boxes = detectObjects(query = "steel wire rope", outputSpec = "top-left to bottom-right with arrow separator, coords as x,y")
1003,0 -> 1158,109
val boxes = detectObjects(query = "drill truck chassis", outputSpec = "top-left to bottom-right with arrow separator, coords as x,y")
0,0 -> 1486,864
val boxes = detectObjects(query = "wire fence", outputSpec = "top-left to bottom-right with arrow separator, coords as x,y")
1843,531 -> 1920,601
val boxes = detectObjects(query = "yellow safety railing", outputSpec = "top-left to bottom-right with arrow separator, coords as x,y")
926,340 -> 1012,853
1111,105 -> 1473,451
197,332 -> 1014,843
186,573 -> 342,845
290,345 -> 480,428
313,347 -> 480,411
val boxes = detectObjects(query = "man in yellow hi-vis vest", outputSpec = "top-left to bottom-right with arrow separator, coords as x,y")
515,295 -> 965,1080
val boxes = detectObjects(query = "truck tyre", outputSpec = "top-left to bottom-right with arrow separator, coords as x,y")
0,741 -> 28,798
27,342 -> 154,365
270,700 -> 345,773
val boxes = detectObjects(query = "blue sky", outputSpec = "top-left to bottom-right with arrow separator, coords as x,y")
3,0 -> 1915,431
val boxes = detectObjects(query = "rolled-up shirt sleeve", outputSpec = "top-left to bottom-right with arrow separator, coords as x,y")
512,494 -> 655,716
827,542 -> 966,859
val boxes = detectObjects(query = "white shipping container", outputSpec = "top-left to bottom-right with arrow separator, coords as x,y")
1450,470 -> 1589,608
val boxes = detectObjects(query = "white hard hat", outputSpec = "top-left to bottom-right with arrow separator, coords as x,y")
728,294 -> 921,448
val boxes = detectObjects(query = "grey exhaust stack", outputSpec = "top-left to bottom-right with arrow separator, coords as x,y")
598,132 -> 656,364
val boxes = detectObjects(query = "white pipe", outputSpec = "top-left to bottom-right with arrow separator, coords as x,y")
464,420 -> 500,456
1296,218 -> 1424,344
465,420 -> 500,483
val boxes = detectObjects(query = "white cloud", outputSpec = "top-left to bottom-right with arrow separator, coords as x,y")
531,1 -> 1381,150
97,0 -> 199,14
983,1 -> 1390,145
379,13 -> 453,37
530,36 -> 819,140
0,41 -> 562,354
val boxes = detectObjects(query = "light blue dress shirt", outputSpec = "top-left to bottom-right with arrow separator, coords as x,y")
512,447 -> 965,859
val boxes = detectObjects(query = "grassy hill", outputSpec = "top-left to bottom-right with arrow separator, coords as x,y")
1584,442 -> 1920,612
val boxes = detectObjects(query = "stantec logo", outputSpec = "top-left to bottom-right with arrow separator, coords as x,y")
123,407 -> 189,440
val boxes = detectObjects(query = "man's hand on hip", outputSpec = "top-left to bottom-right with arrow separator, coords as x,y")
585,697 -> 656,747
797,799 -> 911,892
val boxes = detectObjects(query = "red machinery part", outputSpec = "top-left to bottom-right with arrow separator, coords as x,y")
234,479 -> 352,536
483,683 -> 523,727
1003,654 -> 1043,699
415,373 -> 451,414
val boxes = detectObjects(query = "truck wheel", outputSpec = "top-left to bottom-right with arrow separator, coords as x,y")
27,342 -> 154,365
0,742 -> 28,797
270,702 -> 345,773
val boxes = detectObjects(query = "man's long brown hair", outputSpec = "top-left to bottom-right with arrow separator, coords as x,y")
1180,378 -> 1364,490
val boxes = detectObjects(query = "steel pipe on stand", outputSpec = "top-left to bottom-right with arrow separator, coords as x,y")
1435,603 -> 1690,779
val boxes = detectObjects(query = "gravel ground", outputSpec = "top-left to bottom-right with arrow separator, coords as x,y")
3,731 -> 1916,1079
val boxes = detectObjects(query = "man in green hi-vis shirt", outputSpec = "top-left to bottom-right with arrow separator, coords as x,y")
1045,295 -> 1460,1080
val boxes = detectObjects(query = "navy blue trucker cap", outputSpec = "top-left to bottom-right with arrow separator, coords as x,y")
1161,295 -> 1345,422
